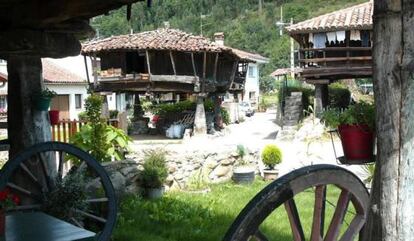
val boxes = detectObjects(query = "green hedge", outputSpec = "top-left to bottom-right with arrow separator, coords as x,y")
153,99 -> 215,116
328,83 -> 351,109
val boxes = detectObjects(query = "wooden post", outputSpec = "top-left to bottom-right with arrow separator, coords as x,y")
364,1 -> 414,241
191,52 -> 197,77
7,56 -> 52,158
202,51 -> 207,93
145,50 -> 151,75
213,52 -> 219,82
92,54 -> 98,88
169,51 -> 177,76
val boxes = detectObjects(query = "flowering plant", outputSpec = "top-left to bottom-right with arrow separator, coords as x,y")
0,188 -> 20,210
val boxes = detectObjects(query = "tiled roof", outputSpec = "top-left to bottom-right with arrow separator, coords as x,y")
229,48 -> 269,64
270,67 -> 302,77
82,28 -> 226,54
42,60 -> 86,84
286,1 -> 373,34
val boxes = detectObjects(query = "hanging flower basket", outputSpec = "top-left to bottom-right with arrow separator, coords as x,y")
323,102 -> 376,165
35,97 -> 52,111
34,88 -> 57,111
48,110 -> 60,125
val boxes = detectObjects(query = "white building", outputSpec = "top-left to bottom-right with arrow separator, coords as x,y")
0,57 -> 91,120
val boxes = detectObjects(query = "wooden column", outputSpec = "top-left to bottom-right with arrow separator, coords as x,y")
193,95 -> 207,136
364,1 -> 414,241
7,55 -> 52,158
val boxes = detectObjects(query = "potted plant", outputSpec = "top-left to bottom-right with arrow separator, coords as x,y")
0,188 -> 20,236
232,145 -> 255,184
322,102 -> 375,164
261,144 -> 282,180
35,88 -> 57,111
141,149 -> 168,199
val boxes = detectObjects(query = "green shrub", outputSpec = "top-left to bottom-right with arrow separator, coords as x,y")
78,111 -> 87,121
220,107 -> 230,125
141,149 -> 168,188
328,82 -> 351,109
70,94 -> 131,162
109,110 -> 119,119
261,144 -> 282,169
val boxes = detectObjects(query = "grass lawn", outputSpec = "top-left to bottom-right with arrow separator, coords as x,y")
114,179 -> 357,241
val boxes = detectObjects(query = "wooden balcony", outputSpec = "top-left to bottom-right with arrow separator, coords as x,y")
299,47 -> 372,81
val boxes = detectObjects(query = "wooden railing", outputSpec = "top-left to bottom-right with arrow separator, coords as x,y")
299,47 -> 372,68
51,119 -> 119,143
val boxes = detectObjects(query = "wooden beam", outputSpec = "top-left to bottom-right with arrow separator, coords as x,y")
169,51 -> 177,76
0,30 -> 81,58
92,54 -> 98,88
145,50 -> 151,75
299,56 -> 372,63
229,61 -> 238,89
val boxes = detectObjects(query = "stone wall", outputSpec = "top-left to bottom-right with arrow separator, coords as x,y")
101,147 -> 260,196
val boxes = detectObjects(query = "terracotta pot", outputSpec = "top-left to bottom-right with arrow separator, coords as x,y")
263,169 -> 278,181
338,124 -> 375,163
48,110 -> 60,125
0,209 -> 5,236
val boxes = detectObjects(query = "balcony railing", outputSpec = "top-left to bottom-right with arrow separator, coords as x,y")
299,47 -> 372,68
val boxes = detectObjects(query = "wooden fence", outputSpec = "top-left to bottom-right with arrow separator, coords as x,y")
51,119 -> 119,143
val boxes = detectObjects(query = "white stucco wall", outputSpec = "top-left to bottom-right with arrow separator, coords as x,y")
46,84 -> 88,120
243,63 -> 260,108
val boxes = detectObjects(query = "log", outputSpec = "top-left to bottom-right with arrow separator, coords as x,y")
364,1 -> 414,240
0,30 -> 81,58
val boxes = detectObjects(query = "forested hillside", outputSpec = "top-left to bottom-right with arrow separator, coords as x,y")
91,0 -> 366,77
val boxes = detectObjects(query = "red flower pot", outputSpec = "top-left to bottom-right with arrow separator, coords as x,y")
338,124 -> 375,162
48,110 -> 60,125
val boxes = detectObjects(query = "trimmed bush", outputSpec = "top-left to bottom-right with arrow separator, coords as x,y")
261,144 -> 282,169
328,82 -> 351,109
220,107 -> 230,125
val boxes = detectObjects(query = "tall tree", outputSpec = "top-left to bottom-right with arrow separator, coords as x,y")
364,0 -> 414,240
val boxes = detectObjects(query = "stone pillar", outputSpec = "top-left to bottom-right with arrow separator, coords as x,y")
7,55 -> 52,158
193,95 -> 207,136
314,84 -> 328,117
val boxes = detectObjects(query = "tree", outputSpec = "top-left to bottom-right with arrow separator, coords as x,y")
364,1 -> 414,240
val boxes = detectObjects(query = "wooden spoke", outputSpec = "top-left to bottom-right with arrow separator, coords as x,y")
7,182 -> 41,201
73,209 -> 107,223
284,198 -> 305,241
338,215 -> 365,241
58,151 -> 64,180
311,185 -> 327,241
86,197 -> 109,203
324,190 -> 350,241
252,230 -> 269,241
37,153 -> 51,192
19,163 -> 43,189
70,217 -> 84,229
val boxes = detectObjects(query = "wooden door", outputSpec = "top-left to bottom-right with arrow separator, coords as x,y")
50,95 -> 70,120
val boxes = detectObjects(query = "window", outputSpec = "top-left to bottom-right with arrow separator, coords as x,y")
0,96 -> 6,111
248,66 -> 256,78
75,94 -> 82,109
249,91 -> 256,100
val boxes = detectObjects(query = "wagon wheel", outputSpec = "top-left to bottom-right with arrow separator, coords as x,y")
0,142 -> 117,241
223,164 -> 370,241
